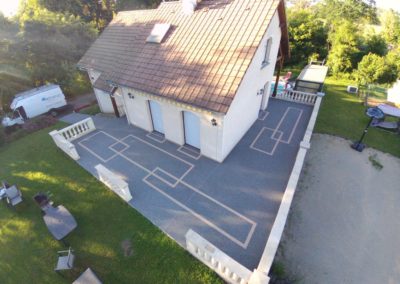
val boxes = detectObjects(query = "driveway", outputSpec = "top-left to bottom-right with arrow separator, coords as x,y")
65,99 -> 312,269
277,134 -> 400,283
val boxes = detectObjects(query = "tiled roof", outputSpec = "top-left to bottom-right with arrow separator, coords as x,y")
78,0 -> 284,113
93,73 -> 114,93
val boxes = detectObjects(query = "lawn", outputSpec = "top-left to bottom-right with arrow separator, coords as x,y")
78,104 -> 101,116
0,123 -> 222,284
315,77 -> 400,158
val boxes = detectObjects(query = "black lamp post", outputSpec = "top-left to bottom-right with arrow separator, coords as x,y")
351,107 -> 384,152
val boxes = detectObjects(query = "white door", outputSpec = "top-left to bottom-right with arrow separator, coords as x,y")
183,111 -> 200,149
149,101 -> 164,134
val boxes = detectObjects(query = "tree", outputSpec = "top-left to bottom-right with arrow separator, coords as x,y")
287,8 -> 328,64
327,21 -> 361,75
362,34 -> 387,56
356,53 -> 398,86
37,0 -> 162,29
385,47 -> 400,81
356,53 -> 385,85
380,9 -> 400,46
316,0 -> 378,25
287,0 -> 315,9
14,3 -> 97,93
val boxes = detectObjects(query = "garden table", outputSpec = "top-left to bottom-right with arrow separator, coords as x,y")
43,205 -> 77,241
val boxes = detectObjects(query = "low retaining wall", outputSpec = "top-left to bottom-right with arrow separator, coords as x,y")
49,130 -> 80,160
58,117 -> 96,142
49,117 -> 96,160
185,229 -> 269,284
186,94 -> 324,283
257,94 -> 324,277
95,164 -> 132,202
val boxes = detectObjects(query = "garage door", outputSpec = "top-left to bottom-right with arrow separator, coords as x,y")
149,101 -> 164,134
183,111 -> 200,149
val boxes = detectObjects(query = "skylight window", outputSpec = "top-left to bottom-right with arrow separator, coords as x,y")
146,23 -> 171,43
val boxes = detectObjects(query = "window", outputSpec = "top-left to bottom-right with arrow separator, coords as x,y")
146,23 -> 171,43
262,37 -> 273,67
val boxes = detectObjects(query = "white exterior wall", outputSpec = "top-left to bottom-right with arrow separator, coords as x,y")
121,87 -> 225,162
88,69 -> 115,114
221,12 -> 282,160
387,80 -> 400,105
94,88 -> 114,114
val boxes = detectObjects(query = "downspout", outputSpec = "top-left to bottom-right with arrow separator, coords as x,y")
273,50 -> 284,97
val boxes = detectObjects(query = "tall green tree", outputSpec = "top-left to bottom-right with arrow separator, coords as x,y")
327,21 -> 361,75
362,34 -> 388,56
356,53 -> 386,85
317,0 -> 378,25
287,8 -> 328,64
15,2 -> 97,92
380,9 -> 400,46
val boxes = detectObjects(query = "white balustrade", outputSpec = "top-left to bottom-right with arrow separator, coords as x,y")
256,95 -> 324,280
95,164 -> 132,202
273,90 -> 321,105
185,229 -> 269,284
49,131 -> 80,160
49,117 -> 96,160
58,117 -> 96,142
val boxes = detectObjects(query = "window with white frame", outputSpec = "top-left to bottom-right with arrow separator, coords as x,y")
262,37 -> 273,67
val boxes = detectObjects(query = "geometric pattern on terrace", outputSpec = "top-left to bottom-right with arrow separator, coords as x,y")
62,99 -> 312,269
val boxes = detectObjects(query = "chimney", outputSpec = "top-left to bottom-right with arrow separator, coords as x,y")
182,0 -> 200,15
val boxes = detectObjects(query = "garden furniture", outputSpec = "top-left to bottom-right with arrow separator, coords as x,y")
73,268 -> 102,284
5,185 -> 23,207
43,205 -> 77,243
55,247 -> 75,271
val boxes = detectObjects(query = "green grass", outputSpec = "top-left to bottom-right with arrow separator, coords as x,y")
359,84 -> 387,100
315,77 -> 400,158
79,104 -> 101,115
0,123 -> 222,284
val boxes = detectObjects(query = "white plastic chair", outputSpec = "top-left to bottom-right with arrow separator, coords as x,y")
55,247 -> 75,271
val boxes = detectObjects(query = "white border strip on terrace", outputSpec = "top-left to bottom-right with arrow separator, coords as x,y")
257,95 -> 324,278
272,107 -> 303,144
250,127 -> 283,156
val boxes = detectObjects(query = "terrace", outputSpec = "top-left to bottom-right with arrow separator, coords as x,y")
55,95 -> 319,282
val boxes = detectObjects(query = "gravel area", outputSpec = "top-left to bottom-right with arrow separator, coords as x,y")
277,134 -> 400,284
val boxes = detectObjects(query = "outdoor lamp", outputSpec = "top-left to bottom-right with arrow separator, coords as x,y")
211,118 -> 217,126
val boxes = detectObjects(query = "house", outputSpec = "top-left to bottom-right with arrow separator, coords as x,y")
78,0 -> 289,162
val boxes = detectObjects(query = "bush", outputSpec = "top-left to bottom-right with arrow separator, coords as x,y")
355,53 -> 386,85
78,104 -> 100,115
0,115 -> 57,146
22,116 -> 58,133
